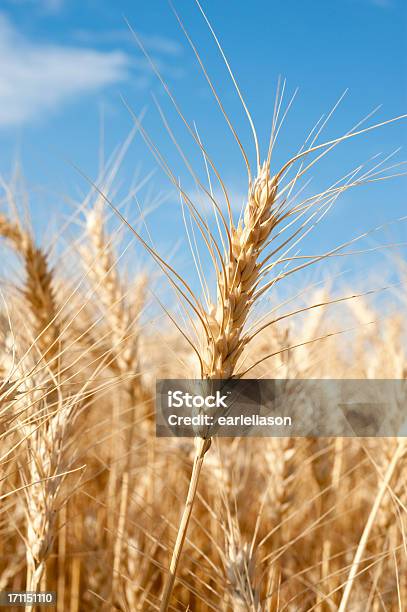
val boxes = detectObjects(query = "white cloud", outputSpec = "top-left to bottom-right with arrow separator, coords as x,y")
361,0 -> 393,6
5,0 -> 65,13
0,13 -> 130,126
42,0 -> 64,12
73,29 -> 183,57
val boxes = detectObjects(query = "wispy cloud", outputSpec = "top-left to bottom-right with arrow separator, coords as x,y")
370,0 -> 392,6
41,0 -> 64,12
0,13 -> 130,127
72,28 -> 185,79
73,29 -> 183,57
356,0 -> 393,7
348,0 -> 393,7
5,0 -> 65,14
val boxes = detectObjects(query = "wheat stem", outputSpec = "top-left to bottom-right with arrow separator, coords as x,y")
160,436 -> 211,611
338,439 -> 405,612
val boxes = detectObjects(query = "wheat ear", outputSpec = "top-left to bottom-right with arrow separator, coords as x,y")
82,204 -> 147,428
0,215 -> 60,367
202,163 -> 278,379
223,517 -> 260,612
83,205 -> 142,375
20,393 -> 75,594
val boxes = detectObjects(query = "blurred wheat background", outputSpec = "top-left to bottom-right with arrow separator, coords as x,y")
0,167 -> 406,609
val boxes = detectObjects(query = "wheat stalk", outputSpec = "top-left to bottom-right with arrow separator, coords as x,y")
338,439 -> 406,611
81,202 -> 149,602
159,157 -> 280,609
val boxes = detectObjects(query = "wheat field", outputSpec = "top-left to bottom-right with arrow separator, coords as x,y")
1,7 -> 407,612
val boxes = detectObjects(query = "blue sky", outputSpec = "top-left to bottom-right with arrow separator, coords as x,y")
0,0 -> 406,298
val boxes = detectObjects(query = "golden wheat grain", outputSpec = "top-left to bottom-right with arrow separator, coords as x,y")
0,214 -> 60,366
202,163 -> 278,379
223,518 -> 259,611
19,393 -> 75,592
